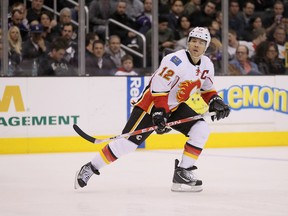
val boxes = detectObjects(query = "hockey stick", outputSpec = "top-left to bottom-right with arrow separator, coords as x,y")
73,112 -> 216,144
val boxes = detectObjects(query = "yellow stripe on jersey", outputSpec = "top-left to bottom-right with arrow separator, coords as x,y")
151,92 -> 169,97
146,103 -> 154,114
130,110 -> 147,132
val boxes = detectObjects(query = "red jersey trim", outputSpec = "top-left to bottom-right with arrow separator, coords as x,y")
201,90 -> 217,104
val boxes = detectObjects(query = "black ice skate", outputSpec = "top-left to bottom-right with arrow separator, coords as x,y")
74,162 -> 100,189
171,159 -> 203,192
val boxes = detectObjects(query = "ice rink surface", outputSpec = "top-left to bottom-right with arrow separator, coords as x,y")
0,147 -> 288,216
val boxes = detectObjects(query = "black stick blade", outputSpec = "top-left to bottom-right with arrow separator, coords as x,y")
73,124 -> 96,143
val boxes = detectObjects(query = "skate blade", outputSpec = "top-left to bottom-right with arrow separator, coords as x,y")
74,170 -> 81,190
171,183 -> 203,192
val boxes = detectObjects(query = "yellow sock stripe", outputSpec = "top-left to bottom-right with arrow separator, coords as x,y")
99,150 -> 110,164
183,151 -> 199,160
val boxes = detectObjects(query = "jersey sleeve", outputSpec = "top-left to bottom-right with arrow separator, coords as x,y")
150,54 -> 181,112
200,57 -> 218,104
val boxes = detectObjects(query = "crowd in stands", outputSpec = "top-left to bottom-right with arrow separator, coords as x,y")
4,0 -> 288,77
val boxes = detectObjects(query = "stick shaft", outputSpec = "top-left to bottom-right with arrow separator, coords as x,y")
73,112 -> 215,144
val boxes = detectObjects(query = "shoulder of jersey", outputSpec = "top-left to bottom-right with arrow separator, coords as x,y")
163,49 -> 186,67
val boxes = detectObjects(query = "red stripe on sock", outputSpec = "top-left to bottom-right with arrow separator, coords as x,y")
102,145 -> 117,162
184,144 -> 202,156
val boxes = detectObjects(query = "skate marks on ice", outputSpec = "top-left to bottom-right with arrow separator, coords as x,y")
0,147 -> 287,216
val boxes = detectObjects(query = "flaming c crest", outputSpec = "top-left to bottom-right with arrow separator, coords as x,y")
176,80 -> 201,103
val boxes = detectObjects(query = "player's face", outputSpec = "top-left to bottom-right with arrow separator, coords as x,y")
187,37 -> 206,57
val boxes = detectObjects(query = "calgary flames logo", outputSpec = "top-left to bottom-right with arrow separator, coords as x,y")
176,79 -> 201,103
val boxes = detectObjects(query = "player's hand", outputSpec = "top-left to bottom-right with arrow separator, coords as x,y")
209,96 -> 230,121
152,108 -> 171,134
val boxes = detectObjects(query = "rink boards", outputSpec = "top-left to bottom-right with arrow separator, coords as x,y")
0,76 -> 288,153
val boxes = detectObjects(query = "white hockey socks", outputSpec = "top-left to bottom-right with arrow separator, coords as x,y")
179,121 -> 210,168
91,138 -> 138,170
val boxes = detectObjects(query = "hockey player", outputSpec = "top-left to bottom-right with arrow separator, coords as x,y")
75,27 -> 230,192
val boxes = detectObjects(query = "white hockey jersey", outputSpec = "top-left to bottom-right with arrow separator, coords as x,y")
135,49 -> 217,113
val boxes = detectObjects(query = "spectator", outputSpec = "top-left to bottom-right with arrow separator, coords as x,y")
214,10 -> 223,40
254,41 -> 286,75
21,23 -> 49,76
215,10 -> 223,26
206,19 -> 223,73
228,28 -> 240,59
142,0 -> 152,22
183,0 -> 201,16
270,26 -> 286,60
263,0 -> 285,39
246,27 -> 267,58
174,37 -> 187,51
228,0 -> 244,39
135,0 -> 152,34
189,0 -> 217,28
242,15 -> 263,41
105,35 -> 126,68
229,44 -> 262,75
208,19 -> 221,41
237,0 -> 255,31
9,2 -> 29,31
158,0 -> 171,16
51,7 -> 77,40
146,15 -> 175,66
109,0 -> 139,48
60,22 -> 78,67
40,11 -> 57,42
125,0 -> 144,21
251,0 -> 274,12
158,0 -> 172,15
279,16 -> 288,35
56,0 -> 91,21
210,37 -> 223,75
115,54 -> 138,76
26,0 -> 45,23
88,0 -> 117,40
85,32 -> 100,57
85,40 -> 116,76
38,38 -> 75,76
167,0 -> 185,38
175,15 -> 192,40
8,26 -> 23,76
228,28 -> 266,60
8,9 -> 29,41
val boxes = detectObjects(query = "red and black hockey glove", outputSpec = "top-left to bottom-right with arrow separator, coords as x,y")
151,108 -> 171,134
209,95 -> 230,121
